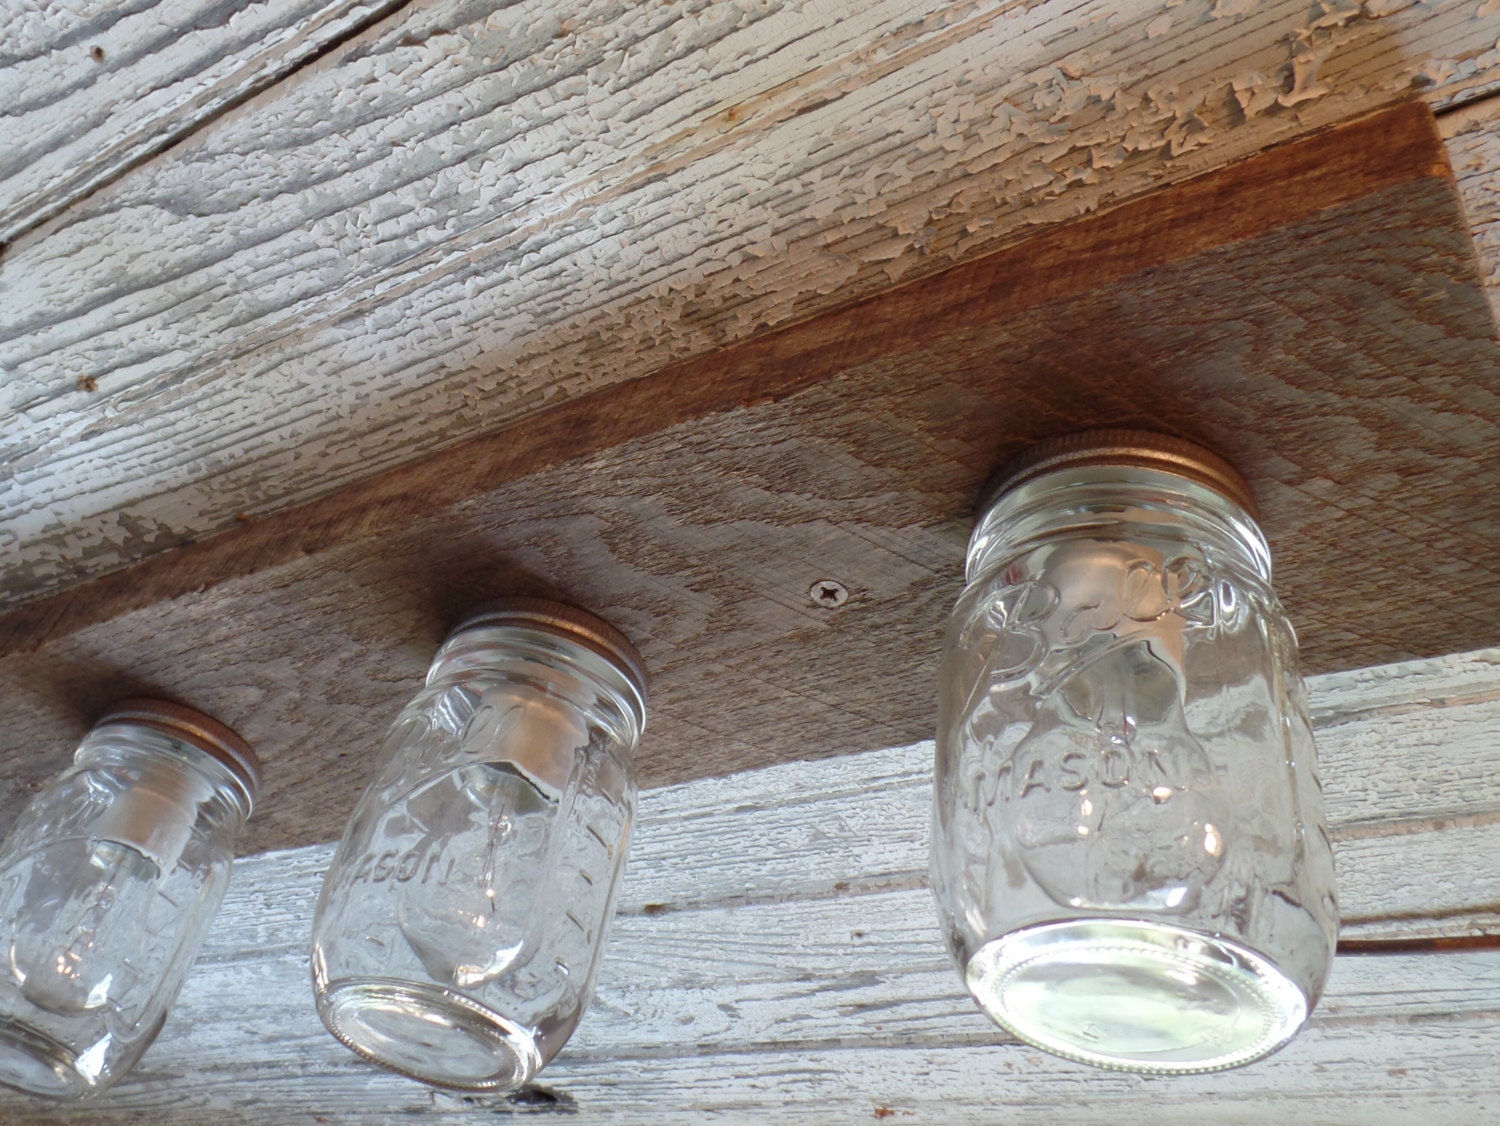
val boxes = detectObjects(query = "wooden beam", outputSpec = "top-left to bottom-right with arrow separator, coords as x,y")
5,0 -> 1500,604
1,103 -> 1496,855
1,648 -> 1495,1123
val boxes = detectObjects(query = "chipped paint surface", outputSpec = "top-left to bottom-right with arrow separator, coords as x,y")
0,0 -> 412,242
1442,96 -> 1500,321
3,0 -> 1500,603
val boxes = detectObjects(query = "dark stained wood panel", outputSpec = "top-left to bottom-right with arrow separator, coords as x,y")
2,102 -> 1496,853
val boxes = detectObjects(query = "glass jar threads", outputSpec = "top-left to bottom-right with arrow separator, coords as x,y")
311,599 -> 646,1092
0,700 -> 259,1099
931,431 -> 1338,1074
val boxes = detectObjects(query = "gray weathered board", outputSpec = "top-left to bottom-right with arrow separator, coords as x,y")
0,0 -> 410,243
1,648 -> 1497,1124
3,103 -> 1498,857
1445,94 -> 1500,308
7,0 -> 1500,604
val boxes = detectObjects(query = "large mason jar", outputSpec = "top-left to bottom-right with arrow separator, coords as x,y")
311,599 -> 645,1092
931,431 -> 1338,1074
0,699 -> 259,1099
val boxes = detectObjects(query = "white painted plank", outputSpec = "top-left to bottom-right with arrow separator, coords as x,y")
176,889 -> 1500,1053
1444,92 -> 1500,323
3,900 -> 1499,1121
0,648 -> 1497,1121
7,1021 -> 1500,1125
0,0 -> 410,243
5,0 -> 1500,602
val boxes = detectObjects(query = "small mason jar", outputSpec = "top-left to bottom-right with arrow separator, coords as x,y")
931,431 -> 1338,1074
311,599 -> 645,1092
0,699 -> 259,1099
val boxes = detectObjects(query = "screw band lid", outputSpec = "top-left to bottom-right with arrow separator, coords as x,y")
95,698 -> 260,811
450,598 -> 648,710
984,430 -> 1259,519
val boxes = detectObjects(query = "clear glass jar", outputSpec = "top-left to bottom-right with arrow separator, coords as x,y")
0,700 -> 259,1099
931,431 -> 1338,1074
311,599 -> 645,1092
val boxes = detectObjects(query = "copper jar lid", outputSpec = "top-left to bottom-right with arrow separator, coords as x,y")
986,430 -> 1259,518
96,698 -> 260,810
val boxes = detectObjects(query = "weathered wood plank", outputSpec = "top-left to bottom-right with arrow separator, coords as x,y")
0,0 -> 411,243
2,647 -> 1498,1122
60,898 -> 1500,1076
3,104 -> 1496,854
1444,91 -> 1500,322
5,0 -> 1500,603
9,1018 -> 1500,1126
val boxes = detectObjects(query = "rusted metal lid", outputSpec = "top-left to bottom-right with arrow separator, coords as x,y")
96,698 -> 260,810
452,598 -> 648,709
985,430 -> 1259,518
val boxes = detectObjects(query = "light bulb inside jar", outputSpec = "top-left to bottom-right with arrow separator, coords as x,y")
394,685 -> 583,992
3,761 -> 208,1027
395,763 -> 557,990
994,542 -> 1230,914
8,841 -> 160,1019
0,699 -> 257,1100
311,600 -> 645,1094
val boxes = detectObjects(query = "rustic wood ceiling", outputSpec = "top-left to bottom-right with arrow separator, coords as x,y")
5,0 -> 1500,608
5,1 -> 1500,1120
5,103 -> 1496,855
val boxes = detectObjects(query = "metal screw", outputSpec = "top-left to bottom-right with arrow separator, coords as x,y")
809,579 -> 849,608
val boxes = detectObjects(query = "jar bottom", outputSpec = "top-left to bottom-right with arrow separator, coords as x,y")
0,1018 -> 96,1099
965,918 -> 1308,1074
317,977 -> 543,1091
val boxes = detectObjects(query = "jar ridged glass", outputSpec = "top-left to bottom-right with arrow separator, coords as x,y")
0,700 -> 258,1099
311,599 -> 645,1091
931,432 -> 1338,1074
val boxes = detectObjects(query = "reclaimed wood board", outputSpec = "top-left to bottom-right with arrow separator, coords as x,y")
1,649 -> 1497,1124
7,0 -> 1500,605
2,102 -> 1498,855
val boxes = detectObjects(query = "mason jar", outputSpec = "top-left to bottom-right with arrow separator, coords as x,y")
931,431 -> 1338,1074
311,599 -> 645,1091
0,700 -> 259,1099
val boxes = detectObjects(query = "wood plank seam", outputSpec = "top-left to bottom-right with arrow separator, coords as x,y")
0,0 -> 419,246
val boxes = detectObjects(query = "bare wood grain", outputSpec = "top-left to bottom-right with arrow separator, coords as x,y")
0,0 -> 412,243
5,0 -> 1500,603
2,103 -> 1497,855
3,648 -> 1499,1124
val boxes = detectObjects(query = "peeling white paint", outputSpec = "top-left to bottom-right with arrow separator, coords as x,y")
0,0 -> 413,243
1441,96 -> 1500,323
1281,34 -> 1336,107
3,0 -> 1500,603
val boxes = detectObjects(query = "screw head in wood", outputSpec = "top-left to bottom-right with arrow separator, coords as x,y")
809,580 -> 849,608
